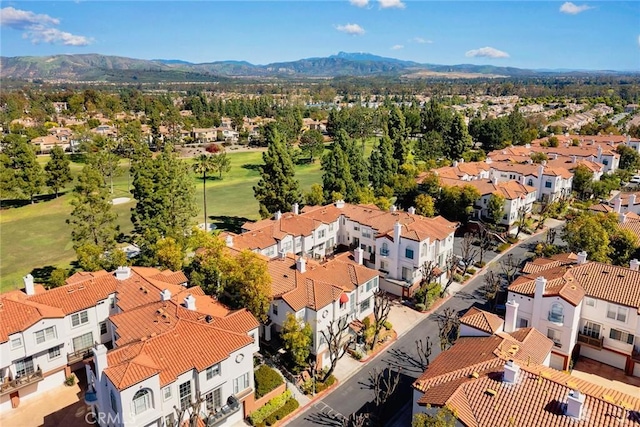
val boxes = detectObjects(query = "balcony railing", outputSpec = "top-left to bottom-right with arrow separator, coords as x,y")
547,312 -> 564,324
67,347 -> 94,364
0,368 -> 44,396
577,333 -> 604,349
204,395 -> 241,427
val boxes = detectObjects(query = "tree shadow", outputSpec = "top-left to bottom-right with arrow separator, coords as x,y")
0,193 -> 62,209
209,215 -> 252,234
29,265 -> 57,285
304,410 -> 345,426
241,163 -> 262,171
383,347 -> 429,374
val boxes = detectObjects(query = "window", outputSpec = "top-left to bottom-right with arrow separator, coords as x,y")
71,310 -> 89,328
206,364 -> 221,380
72,332 -> 93,351
545,181 -> 552,188
15,357 -> 34,377
34,326 -> 57,345
366,279 -> 373,292
606,305 -> 627,323
318,229 -> 325,239
380,243 -> 389,256
272,304 -> 278,315
360,297 -> 371,313
233,372 -> 250,394
402,266 -> 412,281
354,225 -> 360,231
179,381 -> 192,409
100,322 -> 108,335
163,386 -> 172,401
405,248 -> 414,260
110,390 -> 118,412
548,303 -> 564,324
585,297 -> 595,307
602,159 -> 608,165
517,318 -> 529,328
422,243 -> 428,257
132,389 -> 152,415
527,179 -> 533,186
48,346 -> 61,360
609,329 -> 634,345
547,328 -> 561,347
329,223 -> 334,232
205,388 -> 222,412
10,337 -> 23,349
164,414 -> 175,427
582,321 -> 601,338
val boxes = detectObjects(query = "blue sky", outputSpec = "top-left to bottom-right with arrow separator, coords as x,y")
1,1 -> 639,71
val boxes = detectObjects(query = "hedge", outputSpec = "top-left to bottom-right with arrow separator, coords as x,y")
265,398 -> 300,426
497,242 -> 511,253
383,320 -> 393,330
255,364 -> 284,398
249,390 -> 292,426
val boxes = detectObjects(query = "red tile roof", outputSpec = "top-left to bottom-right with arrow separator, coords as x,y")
0,295 -> 65,343
460,308 -> 504,335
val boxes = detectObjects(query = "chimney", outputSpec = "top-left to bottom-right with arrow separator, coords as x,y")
491,176 -> 498,186
114,266 -> 131,281
597,145 -> 602,158
184,294 -> 196,311
519,176 -> 525,186
453,160 -> 459,168
390,205 -> 397,212
535,276 -> 547,298
485,157 -> 493,164
525,143 -> 531,149
293,203 -> 299,215
538,164 -> 544,179
354,247 -> 364,265
576,251 -> 588,265
571,155 -> 577,164
274,210 -> 282,221
225,234 -> 234,247
160,289 -> 171,301
629,194 -> 637,207
566,390 -> 585,419
630,259 -> 640,271
503,360 -> 520,384
92,344 -> 108,382
23,274 -> 35,296
619,212 -> 627,224
408,206 -> 416,215
335,199 -> 345,209
550,153 -> 558,160
504,300 -> 519,333
394,221 -> 402,244
296,256 -> 306,273
278,249 -> 286,259
614,197 -> 622,214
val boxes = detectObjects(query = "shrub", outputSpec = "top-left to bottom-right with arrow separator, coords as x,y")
314,375 -> 337,393
351,350 -> 363,360
249,390 -> 292,425
255,365 -> 284,398
205,143 -> 221,153
266,398 -> 300,425
467,268 -> 477,275
475,261 -> 486,268
463,275 -> 471,282
452,273 -> 463,282
506,236 -> 518,244
65,374 -> 76,386
415,303 -> 426,312
383,320 -> 393,330
497,243 -> 511,253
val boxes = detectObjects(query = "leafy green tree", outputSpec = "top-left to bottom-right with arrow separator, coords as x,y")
616,145 -> 640,172
212,150 -> 231,178
131,146 -> 197,261
412,406 -> 457,427
225,250 -> 272,323
45,146 -> 72,198
3,137 -> 45,203
507,108 -> 528,145
469,116 -> 509,152
193,154 -> 216,231
87,149 -> 121,194
334,130 -> 369,190
563,212 -> 611,262
48,268 -> 69,288
154,237 -> 185,271
416,130 -> 445,161
388,106 -> 410,165
487,193 -> 505,225
572,164 -> 593,199
281,313 -> 313,370
609,227 -> 638,266
304,183 -> 325,206
443,112 -> 472,160
415,194 -> 436,217
253,130 -> 301,219
369,136 -> 397,195
437,185 -> 481,223
322,143 -> 357,203
299,129 -> 325,163
68,165 -> 118,271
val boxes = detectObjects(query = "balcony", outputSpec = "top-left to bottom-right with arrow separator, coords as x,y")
67,347 -> 94,364
547,312 -> 564,324
205,395 -> 241,427
380,248 -> 389,257
577,333 -> 604,349
0,368 -> 44,396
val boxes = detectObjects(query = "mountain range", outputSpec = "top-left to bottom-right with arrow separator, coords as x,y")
0,52 -> 630,82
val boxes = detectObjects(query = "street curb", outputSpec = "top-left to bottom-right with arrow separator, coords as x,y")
357,330 -> 398,363
280,380 -> 339,426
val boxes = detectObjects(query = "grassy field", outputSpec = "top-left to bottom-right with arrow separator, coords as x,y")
0,148 -> 326,292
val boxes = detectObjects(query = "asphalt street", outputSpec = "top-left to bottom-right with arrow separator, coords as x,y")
286,226 -> 562,427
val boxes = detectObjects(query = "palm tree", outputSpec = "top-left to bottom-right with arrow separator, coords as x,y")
193,154 -> 215,232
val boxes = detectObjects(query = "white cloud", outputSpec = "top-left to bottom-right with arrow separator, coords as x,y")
0,6 -> 91,46
391,44 -> 404,50
336,23 -> 365,36
349,0 -> 369,7
465,46 -> 510,58
412,37 -> 433,44
559,2 -> 593,14
378,0 -> 405,9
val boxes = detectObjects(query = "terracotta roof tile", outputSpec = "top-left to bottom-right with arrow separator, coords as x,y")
0,296 -> 65,343
460,308 -> 504,334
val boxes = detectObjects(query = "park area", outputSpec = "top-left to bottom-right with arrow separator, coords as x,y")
0,147 -> 328,291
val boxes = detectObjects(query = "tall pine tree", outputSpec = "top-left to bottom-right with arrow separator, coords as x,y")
253,130 -> 301,218
369,136 -> 397,196
322,143 -> 357,202
4,137 -> 45,203
388,106 -> 410,166
45,145 -> 72,198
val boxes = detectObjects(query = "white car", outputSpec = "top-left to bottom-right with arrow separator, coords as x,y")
630,175 -> 640,184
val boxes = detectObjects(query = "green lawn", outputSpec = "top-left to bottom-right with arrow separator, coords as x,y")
1,149 -> 324,292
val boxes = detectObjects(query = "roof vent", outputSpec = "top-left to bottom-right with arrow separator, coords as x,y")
485,389 -> 498,397
566,389 -> 585,419
205,315 -> 213,323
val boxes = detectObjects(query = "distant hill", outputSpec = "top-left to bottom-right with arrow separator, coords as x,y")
0,52 -> 631,82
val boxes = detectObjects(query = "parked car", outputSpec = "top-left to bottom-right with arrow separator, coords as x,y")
630,175 -> 640,184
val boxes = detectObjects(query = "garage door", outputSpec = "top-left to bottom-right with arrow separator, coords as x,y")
580,346 -> 626,370
634,362 -> 640,378
550,353 -> 566,370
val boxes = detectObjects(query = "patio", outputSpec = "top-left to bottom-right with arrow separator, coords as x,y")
571,357 -> 640,398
